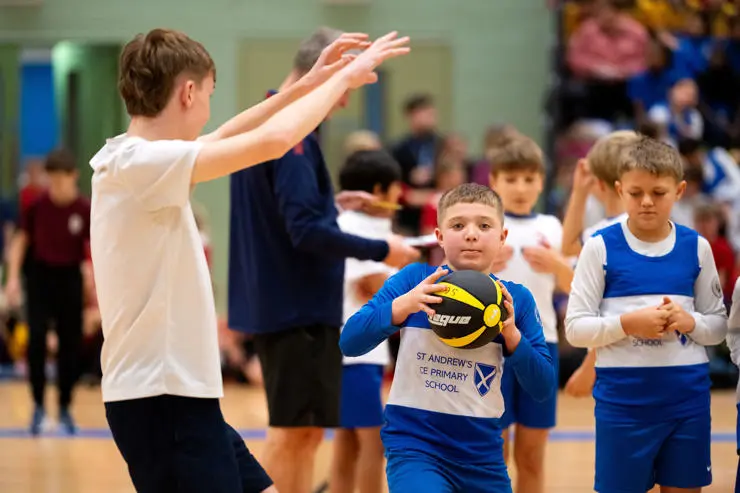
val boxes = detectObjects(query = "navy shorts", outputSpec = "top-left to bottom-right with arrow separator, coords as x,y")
340,364 -> 384,428
386,448 -> 511,493
105,395 -> 272,493
500,342 -> 559,429
595,412 -> 712,492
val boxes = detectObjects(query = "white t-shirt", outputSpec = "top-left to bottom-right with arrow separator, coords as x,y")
89,134 -> 222,402
582,213 -> 628,244
496,213 -> 563,344
338,211 -> 395,366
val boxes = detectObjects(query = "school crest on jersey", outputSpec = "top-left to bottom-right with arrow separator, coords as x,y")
474,362 -> 497,397
68,214 -> 83,235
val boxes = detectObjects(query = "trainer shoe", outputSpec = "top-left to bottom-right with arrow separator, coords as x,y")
30,406 -> 46,436
59,408 -> 77,436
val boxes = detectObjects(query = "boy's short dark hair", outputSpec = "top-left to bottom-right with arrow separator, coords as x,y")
404,94 -> 434,115
488,134 -> 545,176
619,136 -> 684,182
118,28 -> 215,118
339,150 -> 402,194
637,121 -> 660,140
437,183 -> 504,225
293,27 -> 342,74
677,137 -> 703,157
684,166 -> 704,185
45,149 -> 77,173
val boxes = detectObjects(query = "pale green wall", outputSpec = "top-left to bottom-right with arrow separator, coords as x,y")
0,44 -> 20,193
52,42 -> 123,193
0,0 -> 552,313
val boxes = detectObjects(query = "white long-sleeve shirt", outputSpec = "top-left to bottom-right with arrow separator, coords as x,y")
564,219 -> 727,421
727,278 -> 740,405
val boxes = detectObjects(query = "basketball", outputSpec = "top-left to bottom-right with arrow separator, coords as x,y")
428,270 -> 508,349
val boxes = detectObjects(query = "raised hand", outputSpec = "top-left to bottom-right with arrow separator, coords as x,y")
305,32 -> 371,85
342,31 -> 411,89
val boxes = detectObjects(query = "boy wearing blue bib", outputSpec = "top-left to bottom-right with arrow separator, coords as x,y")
566,136 -> 728,493
340,183 -> 556,493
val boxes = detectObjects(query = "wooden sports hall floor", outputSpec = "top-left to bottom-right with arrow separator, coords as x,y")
0,382 -> 736,493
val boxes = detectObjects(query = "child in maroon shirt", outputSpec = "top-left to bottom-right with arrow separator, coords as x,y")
4,149 -> 90,435
694,202 -> 737,304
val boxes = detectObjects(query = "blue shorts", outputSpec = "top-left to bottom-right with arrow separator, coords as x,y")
595,413 -> 712,493
339,364 -> 384,429
386,448 -> 511,493
500,342 -> 558,429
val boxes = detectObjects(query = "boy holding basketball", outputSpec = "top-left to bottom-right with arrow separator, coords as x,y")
487,134 -> 572,493
329,149 -> 403,493
89,27 -> 409,493
565,136 -> 727,493
561,130 -> 638,398
341,183 -> 556,492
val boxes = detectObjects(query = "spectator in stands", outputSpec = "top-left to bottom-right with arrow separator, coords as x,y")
679,136 -> 740,204
724,14 -> 740,73
648,78 -> 704,146
697,42 -> 740,148
567,0 -> 649,121
390,94 -> 440,235
674,10 -> 712,74
628,32 -> 693,125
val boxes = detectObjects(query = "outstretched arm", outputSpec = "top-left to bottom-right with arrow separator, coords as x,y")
200,33 -> 369,143
190,32 -> 410,184
340,265 -> 447,357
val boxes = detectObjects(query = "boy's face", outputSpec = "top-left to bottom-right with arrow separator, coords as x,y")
435,202 -> 507,273
616,170 -> 686,233
47,170 -> 78,193
489,170 -> 543,216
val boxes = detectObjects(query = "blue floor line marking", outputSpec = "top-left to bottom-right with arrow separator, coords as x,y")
0,427 -> 734,442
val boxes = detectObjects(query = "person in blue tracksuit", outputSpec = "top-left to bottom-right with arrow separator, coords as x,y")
340,183 -> 556,493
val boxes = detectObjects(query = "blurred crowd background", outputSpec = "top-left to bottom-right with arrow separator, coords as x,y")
0,0 -> 738,394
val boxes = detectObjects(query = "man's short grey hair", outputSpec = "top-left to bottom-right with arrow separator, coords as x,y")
293,27 -> 343,73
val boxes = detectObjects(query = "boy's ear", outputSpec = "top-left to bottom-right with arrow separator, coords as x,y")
614,180 -> 623,197
500,227 -> 508,244
372,183 -> 382,196
675,180 -> 687,200
488,173 -> 497,190
435,227 -> 443,248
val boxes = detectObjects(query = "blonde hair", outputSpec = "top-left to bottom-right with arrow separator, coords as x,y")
488,134 -> 545,176
586,130 -> 639,189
